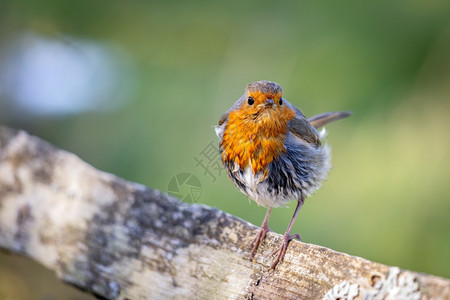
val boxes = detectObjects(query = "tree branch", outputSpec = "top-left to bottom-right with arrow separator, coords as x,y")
0,127 -> 448,299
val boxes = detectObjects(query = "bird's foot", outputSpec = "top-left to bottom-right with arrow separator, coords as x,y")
269,233 -> 302,270
250,224 -> 271,259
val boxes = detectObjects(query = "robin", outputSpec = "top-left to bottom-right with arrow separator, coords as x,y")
215,81 -> 350,269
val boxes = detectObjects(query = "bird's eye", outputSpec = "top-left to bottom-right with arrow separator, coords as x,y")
247,96 -> 254,105
279,98 -> 283,105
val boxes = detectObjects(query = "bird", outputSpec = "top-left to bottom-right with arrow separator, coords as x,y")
215,80 -> 350,269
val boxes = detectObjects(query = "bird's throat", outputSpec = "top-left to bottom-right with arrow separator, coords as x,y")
221,109 -> 294,174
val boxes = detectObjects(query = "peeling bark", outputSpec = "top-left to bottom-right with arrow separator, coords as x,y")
0,127 -> 449,299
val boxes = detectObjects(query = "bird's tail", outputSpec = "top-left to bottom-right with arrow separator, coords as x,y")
308,111 -> 352,129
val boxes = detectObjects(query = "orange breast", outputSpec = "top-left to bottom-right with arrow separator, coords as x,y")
221,106 -> 296,174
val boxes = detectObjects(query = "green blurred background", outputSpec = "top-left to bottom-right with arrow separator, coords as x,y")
1,0 -> 449,299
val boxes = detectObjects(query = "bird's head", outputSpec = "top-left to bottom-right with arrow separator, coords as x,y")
237,81 -> 295,125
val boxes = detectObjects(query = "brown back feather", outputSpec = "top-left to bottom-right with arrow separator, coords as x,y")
289,116 -> 321,147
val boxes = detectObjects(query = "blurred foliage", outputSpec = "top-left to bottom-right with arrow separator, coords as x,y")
1,0 -> 449,298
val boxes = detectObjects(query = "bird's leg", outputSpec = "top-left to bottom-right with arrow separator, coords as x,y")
270,199 -> 303,270
250,207 -> 272,259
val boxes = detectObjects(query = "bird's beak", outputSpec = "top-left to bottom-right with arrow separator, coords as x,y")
264,98 -> 274,106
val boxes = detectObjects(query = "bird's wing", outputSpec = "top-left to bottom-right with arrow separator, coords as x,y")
218,112 -> 228,126
289,115 -> 321,147
308,111 -> 352,129
284,100 -> 321,147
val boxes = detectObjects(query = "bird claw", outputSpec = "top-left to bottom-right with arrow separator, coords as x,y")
269,233 -> 302,270
250,225 -> 271,259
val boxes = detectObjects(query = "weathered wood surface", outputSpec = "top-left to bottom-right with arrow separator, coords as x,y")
0,126 -> 449,300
